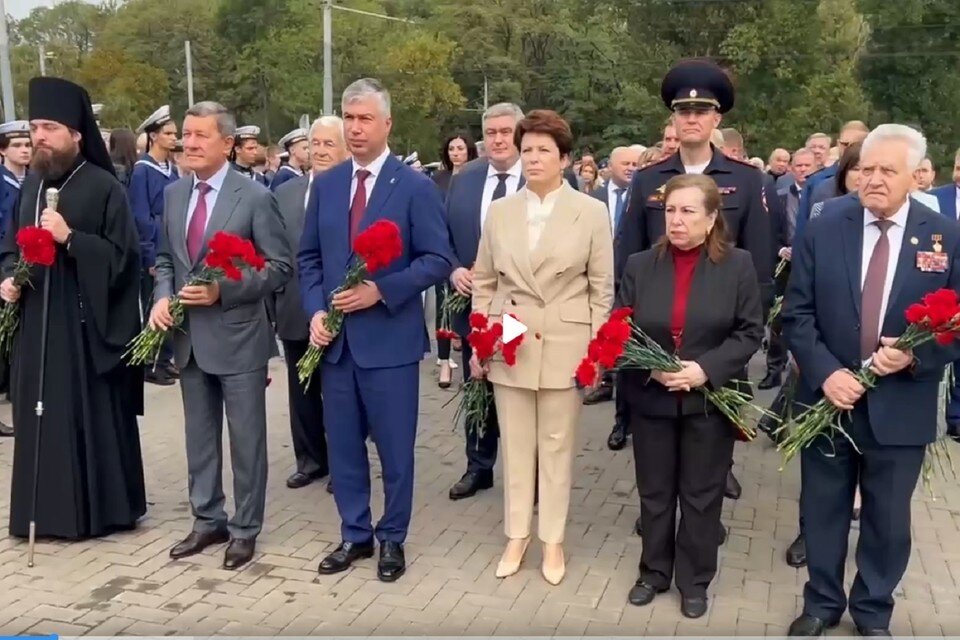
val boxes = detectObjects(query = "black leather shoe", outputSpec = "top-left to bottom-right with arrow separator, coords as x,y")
582,384 -> 613,405
378,541 -> 406,582
757,413 -> 785,445
163,363 -> 180,379
627,580 -> 666,606
169,529 -> 229,559
145,368 -> 175,386
758,371 -> 782,390
788,614 -> 838,636
0,420 -> 12,437
857,627 -> 892,637
634,516 -> 642,536
286,470 -> 328,489
318,541 -> 375,575
326,480 -> 334,494
448,471 -> 493,500
607,423 -> 627,451
681,595 -> 708,619
223,537 -> 256,570
724,470 -> 742,500
786,533 -> 807,568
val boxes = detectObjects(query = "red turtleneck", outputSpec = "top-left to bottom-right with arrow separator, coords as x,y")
669,244 -> 701,348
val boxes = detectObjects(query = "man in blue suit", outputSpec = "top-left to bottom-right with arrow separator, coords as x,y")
932,148 -> 960,437
444,102 -> 524,500
783,125 -> 960,637
299,78 -> 453,583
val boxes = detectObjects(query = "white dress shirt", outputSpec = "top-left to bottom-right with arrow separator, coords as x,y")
304,171 -> 314,209
606,182 -> 629,234
911,189 -> 940,213
350,146 -> 392,203
186,160 -> 231,233
525,185 -> 562,250
481,158 -> 522,228
955,185 -> 960,221
861,200 -> 909,353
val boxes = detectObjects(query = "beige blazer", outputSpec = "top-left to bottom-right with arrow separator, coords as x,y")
472,183 -> 614,390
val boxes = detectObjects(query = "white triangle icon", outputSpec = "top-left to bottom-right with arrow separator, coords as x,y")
503,313 -> 528,344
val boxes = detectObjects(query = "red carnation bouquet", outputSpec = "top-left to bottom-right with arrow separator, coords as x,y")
436,283 -> 470,342
448,311 -> 523,439
778,288 -> 960,464
0,226 -> 57,357
124,231 -> 266,367
297,220 -> 403,388
575,307 -> 768,441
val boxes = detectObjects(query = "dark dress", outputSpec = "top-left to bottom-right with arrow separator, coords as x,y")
3,157 -> 146,539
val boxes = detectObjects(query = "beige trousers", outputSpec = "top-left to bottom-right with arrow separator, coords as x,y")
493,384 -> 581,544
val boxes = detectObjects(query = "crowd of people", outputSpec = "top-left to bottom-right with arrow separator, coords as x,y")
1,55 -> 960,637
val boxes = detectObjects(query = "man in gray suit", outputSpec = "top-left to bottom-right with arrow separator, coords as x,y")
274,115 -> 349,491
150,101 -> 292,570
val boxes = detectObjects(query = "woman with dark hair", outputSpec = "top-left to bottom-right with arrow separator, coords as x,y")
618,174 -> 762,617
433,132 -> 478,387
472,110 -> 613,585
109,127 -> 138,187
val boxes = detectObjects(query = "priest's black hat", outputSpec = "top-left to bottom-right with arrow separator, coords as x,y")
28,76 -> 116,177
660,59 -> 734,114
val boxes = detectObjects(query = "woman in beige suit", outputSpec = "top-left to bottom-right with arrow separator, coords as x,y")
471,110 -> 614,585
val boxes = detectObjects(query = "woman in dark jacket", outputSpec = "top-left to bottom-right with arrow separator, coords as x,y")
617,173 -> 763,618
109,127 -> 138,187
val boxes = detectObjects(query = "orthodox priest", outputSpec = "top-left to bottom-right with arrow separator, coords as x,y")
0,77 -> 145,539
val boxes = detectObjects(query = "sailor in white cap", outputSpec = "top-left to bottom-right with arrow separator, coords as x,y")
129,105 -> 180,384
402,151 -> 423,172
231,125 -> 268,186
269,127 -> 309,192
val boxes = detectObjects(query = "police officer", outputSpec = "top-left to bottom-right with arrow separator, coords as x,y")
614,58 -> 773,533
269,128 -> 308,192
231,125 -> 269,186
130,105 -> 180,385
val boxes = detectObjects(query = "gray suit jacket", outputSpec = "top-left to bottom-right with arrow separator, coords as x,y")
154,166 -> 293,375
273,175 -> 310,341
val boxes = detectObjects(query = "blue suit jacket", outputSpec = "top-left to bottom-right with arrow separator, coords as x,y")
794,166 -> 836,242
444,159 -> 523,336
932,183 -> 958,222
783,196 -> 960,446
298,154 -> 454,368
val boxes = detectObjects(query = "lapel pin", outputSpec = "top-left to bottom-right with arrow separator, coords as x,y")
933,233 -> 943,253
910,237 -> 919,246
389,177 -> 396,185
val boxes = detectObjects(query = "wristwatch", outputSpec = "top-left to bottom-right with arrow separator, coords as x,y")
65,230 -> 74,250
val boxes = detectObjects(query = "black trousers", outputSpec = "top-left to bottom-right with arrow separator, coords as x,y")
765,263 -> 790,374
461,337 -> 498,474
281,339 -> 329,476
434,284 -> 451,360
632,409 -> 735,597
800,405 -> 923,630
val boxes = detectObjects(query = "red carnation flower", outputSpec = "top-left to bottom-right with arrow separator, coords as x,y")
610,307 -> 633,323
597,341 -> 623,369
468,327 -> 499,361
354,220 -> 403,273
935,331 -> 956,346
575,358 -> 598,388
904,303 -> 927,325
587,339 -> 603,362
598,318 -> 630,345
469,312 -> 488,330
16,226 -> 56,267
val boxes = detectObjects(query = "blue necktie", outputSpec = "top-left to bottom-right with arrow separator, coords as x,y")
614,188 -> 626,232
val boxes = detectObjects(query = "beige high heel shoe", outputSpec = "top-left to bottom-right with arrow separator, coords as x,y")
495,537 -> 531,578
541,543 -> 565,585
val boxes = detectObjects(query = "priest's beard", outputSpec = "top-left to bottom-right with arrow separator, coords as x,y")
31,146 -> 79,180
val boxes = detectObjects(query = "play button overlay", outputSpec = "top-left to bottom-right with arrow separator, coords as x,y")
503,313 -> 527,344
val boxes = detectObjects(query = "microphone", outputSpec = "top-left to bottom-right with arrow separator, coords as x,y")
45,188 -> 59,212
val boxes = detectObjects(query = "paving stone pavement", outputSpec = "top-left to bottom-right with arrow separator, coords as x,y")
0,353 -> 959,636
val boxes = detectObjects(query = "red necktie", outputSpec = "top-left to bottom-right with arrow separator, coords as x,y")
350,169 -> 371,243
860,219 -> 893,360
187,182 -> 212,263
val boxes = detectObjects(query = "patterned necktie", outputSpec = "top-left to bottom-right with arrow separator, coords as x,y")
187,181 -> 212,263
614,188 -> 626,232
492,173 -> 509,201
860,219 -> 894,360
350,169 -> 371,243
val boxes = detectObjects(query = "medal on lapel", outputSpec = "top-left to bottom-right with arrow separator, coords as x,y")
916,233 -> 948,272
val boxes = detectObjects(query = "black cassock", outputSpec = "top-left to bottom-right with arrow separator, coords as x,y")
2,156 -> 146,539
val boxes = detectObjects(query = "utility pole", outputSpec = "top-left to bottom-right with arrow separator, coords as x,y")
38,44 -> 46,76
0,0 -> 13,120
184,40 -> 194,106
483,75 -> 488,112
322,2 -> 415,116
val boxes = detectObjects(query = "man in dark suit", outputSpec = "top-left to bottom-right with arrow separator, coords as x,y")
300,79 -> 452,582
444,102 -> 524,501
932,148 -> 960,439
782,125 -> 960,636
273,115 -> 350,491
588,146 -> 639,451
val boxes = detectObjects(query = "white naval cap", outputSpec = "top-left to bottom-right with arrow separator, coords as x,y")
235,125 -> 261,141
91,103 -> 104,118
0,120 -> 30,140
278,128 -> 308,150
403,151 -> 419,166
136,104 -> 173,134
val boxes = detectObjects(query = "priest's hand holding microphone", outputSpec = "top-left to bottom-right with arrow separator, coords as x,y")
0,193 -> 69,306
